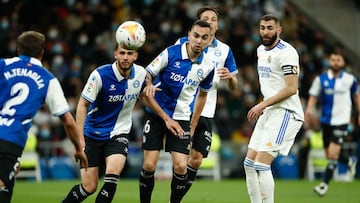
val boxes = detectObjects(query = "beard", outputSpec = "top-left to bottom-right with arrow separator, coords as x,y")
261,34 -> 277,47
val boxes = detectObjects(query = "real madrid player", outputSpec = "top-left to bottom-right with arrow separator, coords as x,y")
243,14 -> 304,203
139,20 -> 215,203
62,43 -> 182,203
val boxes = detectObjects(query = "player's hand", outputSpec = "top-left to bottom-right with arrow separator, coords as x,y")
247,103 -> 264,121
164,118 -> 185,138
217,67 -> 231,80
74,149 -> 88,170
144,83 -> 161,97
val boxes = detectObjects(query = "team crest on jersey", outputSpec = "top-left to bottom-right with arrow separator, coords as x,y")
133,80 -> 140,88
267,55 -> 272,64
214,49 -> 221,57
109,84 -> 116,91
174,61 -> 181,68
197,69 -> 204,77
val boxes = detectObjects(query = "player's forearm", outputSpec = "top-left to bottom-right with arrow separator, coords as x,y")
191,91 -> 207,129
227,74 -> 238,90
60,112 -> 83,151
139,93 -> 171,122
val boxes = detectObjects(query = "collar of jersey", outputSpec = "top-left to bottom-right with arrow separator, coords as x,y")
19,55 -> 42,66
181,42 -> 205,64
112,62 -> 135,81
328,69 -> 344,79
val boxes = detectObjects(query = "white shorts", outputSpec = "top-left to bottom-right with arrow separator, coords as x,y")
248,108 -> 303,156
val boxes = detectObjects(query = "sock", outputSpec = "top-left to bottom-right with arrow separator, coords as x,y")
170,172 -> 188,203
323,160 -> 337,184
255,162 -> 274,203
0,178 -> 15,203
62,184 -> 92,203
139,169 -> 155,203
95,174 -> 119,203
243,157 -> 262,203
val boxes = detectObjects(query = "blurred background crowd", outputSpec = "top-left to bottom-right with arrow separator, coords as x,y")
1,0 -> 359,179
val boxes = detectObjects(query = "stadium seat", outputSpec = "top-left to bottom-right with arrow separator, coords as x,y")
197,132 -> 221,181
17,132 -> 42,182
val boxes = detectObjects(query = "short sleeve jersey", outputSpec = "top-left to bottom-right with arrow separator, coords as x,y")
81,62 -> 146,140
146,43 -> 215,121
257,39 -> 304,121
0,55 -> 69,148
309,69 -> 359,125
176,37 -> 238,118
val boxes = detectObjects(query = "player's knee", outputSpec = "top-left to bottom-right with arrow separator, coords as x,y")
82,182 -> 98,194
143,161 -> 157,172
189,156 -> 202,168
173,162 -> 187,174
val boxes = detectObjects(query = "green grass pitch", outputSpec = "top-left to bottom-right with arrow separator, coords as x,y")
12,179 -> 360,203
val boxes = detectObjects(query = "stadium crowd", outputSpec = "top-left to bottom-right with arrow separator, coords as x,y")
0,0 -> 359,178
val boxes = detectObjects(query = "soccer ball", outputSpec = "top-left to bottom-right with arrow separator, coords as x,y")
115,21 -> 146,50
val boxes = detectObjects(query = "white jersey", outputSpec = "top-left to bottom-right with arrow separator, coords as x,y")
256,39 -> 304,121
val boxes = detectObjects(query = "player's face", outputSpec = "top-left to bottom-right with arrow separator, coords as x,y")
114,46 -> 138,71
199,10 -> 218,36
188,25 -> 211,54
259,20 -> 281,47
329,53 -> 345,72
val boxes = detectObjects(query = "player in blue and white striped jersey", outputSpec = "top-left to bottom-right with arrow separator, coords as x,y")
0,31 -> 88,203
305,51 -> 360,196
175,6 -> 239,201
244,14 -> 304,203
139,20 -> 215,203
62,43 -> 182,203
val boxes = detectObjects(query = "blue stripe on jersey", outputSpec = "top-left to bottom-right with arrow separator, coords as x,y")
275,110 -> 291,145
276,40 -> 286,50
152,46 -> 194,117
319,74 -> 335,124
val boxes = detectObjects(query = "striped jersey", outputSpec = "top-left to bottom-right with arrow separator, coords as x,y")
0,55 -> 70,148
309,69 -> 359,125
81,62 -> 146,140
257,39 -> 304,121
146,42 -> 215,121
176,37 -> 238,118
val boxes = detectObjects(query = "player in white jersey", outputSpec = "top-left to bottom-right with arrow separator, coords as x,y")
0,31 -> 88,203
243,14 -> 304,203
139,20 -> 215,203
305,51 -> 360,196
175,6 -> 238,201
62,43 -> 182,203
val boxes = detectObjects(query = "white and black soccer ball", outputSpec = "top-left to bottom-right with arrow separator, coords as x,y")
115,21 -> 146,50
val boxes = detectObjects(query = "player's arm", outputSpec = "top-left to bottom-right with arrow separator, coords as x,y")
305,95 -> 318,127
190,90 -> 208,136
45,78 -> 88,169
139,92 -> 184,137
247,72 -> 299,121
75,97 -> 90,138
60,112 -> 88,169
217,67 -> 238,89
